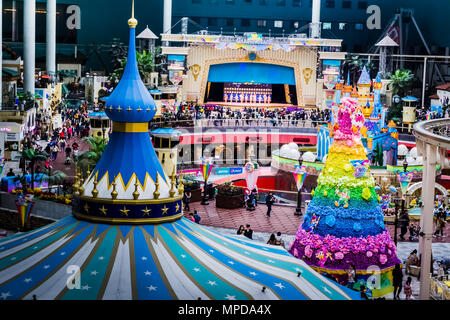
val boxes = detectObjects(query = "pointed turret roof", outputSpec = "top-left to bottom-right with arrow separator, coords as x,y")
137,25 -> 158,40
357,66 -> 371,85
375,35 -> 399,47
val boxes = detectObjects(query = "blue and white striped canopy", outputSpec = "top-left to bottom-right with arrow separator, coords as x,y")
0,216 -> 359,300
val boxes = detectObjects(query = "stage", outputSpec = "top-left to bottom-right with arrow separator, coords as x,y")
204,101 -> 298,109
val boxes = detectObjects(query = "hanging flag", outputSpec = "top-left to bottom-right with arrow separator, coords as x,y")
293,165 -> 308,192
200,157 -> 214,184
244,162 -> 259,192
398,171 -> 414,199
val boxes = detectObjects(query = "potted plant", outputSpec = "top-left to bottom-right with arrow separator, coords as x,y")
215,182 -> 244,209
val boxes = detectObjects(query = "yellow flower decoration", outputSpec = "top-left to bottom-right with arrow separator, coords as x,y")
362,188 -> 372,201
311,189 -> 315,197
327,168 -> 334,173
344,164 -> 353,172
323,190 -> 328,197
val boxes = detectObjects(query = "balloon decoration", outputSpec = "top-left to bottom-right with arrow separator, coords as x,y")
244,161 -> 259,192
200,157 -> 214,185
16,194 -> 35,231
397,171 -> 414,200
293,165 -> 308,192
388,186 -> 397,193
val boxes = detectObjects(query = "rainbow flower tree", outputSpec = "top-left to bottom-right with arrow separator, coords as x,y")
289,97 -> 401,297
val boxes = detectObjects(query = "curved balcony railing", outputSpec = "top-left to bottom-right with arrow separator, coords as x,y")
413,118 -> 450,148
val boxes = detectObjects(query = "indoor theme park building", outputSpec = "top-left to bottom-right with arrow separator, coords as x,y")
0,8 -> 360,301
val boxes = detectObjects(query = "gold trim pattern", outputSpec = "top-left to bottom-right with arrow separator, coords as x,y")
112,122 -> 149,133
73,211 -> 184,225
78,194 -> 183,205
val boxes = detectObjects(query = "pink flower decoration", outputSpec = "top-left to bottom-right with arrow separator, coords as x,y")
305,245 -> 313,258
379,254 -> 387,264
335,252 -> 344,260
366,251 -> 373,258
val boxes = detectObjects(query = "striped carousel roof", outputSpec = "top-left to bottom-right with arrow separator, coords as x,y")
0,216 -> 360,300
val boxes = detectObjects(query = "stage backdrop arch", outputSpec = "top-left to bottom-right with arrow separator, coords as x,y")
207,62 -> 296,85
407,182 -> 448,204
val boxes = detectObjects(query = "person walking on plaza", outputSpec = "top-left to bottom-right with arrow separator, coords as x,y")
346,264 -> 356,289
265,192 -> 275,217
392,263 -> 403,300
404,276 -> 412,300
183,189 -> 192,212
51,144 -> 59,161
405,249 -> 419,275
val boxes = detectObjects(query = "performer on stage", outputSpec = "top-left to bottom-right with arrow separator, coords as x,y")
267,94 -> 271,104
224,92 -> 228,103
263,94 -> 267,104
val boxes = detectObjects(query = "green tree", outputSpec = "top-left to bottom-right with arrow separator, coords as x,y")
109,50 -> 154,83
388,69 -> 414,96
344,54 -> 375,83
20,149 -> 49,191
75,136 -> 108,177
387,69 -> 415,121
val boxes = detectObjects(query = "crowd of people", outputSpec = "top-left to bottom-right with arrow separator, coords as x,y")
161,103 -> 331,128
15,103 -> 93,176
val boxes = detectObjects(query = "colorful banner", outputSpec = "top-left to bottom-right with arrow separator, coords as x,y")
244,162 -> 259,191
216,167 -> 243,176
200,157 -> 214,184
0,158 -> 6,176
16,194 -> 35,230
398,171 -> 414,199
293,165 -> 308,192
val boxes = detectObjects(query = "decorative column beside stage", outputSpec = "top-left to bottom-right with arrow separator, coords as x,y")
15,194 -> 35,231
24,0 -> 36,95
289,97 -> 401,298
200,157 -> 214,205
46,0 -> 57,79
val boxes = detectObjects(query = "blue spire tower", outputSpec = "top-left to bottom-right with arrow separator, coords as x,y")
73,2 -> 183,224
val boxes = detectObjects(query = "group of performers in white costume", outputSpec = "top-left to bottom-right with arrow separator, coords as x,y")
224,88 -> 272,104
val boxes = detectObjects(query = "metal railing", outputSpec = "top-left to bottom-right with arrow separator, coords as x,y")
152,118 -> 328,129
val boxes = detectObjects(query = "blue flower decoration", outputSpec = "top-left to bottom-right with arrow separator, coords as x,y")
353,222 -> 362,232
325,215 -> 336,227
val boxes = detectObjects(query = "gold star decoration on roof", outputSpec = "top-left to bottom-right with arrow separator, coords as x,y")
117,106 -> 122,112
137,107 -> 142,112
161,206 -> 169,215
99,205 -> 108,216
141,207 -> 151,216
175,203 -> 180,212
126,106 -> 132,112
120,206 -> 130,217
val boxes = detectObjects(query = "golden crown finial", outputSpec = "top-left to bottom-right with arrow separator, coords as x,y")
153,174 -> 160,200
169,167 -> 176,198
111,176 -> 118,200
178,173 -> 184,195
128,0 -> 138,28
133,178 -> 140,200
92,174 -> 99,198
